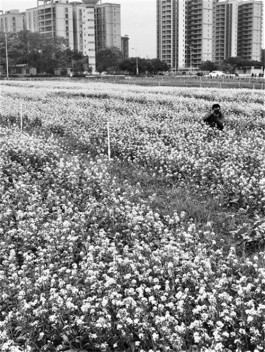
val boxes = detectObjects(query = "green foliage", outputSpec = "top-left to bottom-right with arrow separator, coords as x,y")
119,57 -> 137,74
149,58 -> 170,74
96,46 -> 123,73
0,30 -> 87,74
119,57 -> 169,75
200,57 -> 263,74
199,60 -> 218,72
219,57 -> 263,73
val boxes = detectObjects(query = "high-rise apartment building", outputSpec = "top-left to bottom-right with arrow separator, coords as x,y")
213,0 -> 239,63
95,3 -> 121,52
156,0 -> 186,71
186,0 -> 213,67
25,7 -> 38,32
224,0 -> 238,58
214,0 -> 262,63
0,9 -> 24,33
157,0 -> 263,70
78,2 -> 97,70
157,0 -> 213,71
237,0 -> 263,61
121,35 -> 129,59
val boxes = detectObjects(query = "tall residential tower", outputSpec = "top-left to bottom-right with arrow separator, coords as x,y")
95,3 -> 121,52
214,0 -> 262,63
185,0 -> 213,68
156,0 -> 186,71
157,0 -> 263,70
157,0 -> 213,71
237,0 -> 263,61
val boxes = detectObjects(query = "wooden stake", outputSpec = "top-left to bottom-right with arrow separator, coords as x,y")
107,121 -> 111,161
20,101 -> 23,131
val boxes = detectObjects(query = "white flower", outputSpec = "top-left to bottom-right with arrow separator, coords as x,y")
105,277 -> 116,287
193,332 -> 201,343
38,332 -> 44,340
102,297 -> 108,307
152,332 -> 159,341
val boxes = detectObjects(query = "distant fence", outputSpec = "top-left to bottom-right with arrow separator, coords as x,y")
0,75 -> 126,82
117,76 -> 265,90
1,75 -> 264,90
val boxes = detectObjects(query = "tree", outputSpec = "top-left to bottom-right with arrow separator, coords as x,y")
35,35 -> 69,74
218,57 -> 262,73
150,58 -> 169,74
119,57 -> 169,75
119,57 -> 138,75
199,61 -> 218,72
0,29 -> 77,74
96,47 -> 123,73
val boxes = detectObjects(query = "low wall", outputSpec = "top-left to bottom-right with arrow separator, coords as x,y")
0,75 -> 126,81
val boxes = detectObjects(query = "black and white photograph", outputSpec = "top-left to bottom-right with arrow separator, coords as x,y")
0,1 -> 265,351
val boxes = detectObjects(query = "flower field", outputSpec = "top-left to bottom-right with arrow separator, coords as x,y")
0,81 -> 265,352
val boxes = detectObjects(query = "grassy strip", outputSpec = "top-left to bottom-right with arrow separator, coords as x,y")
107,159 -> 255,255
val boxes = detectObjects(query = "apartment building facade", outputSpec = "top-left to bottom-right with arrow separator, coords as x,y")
121,35 -> 129,59
156,0 -> 186,71
95,3 -> 121,52
157,0 -> 263,70
214,0 -> 262,63
237,0 -> 263,61
186,0 -> 213,68
25,8 -> 38,32
157,0 -> 213,70
72,1 -> 97,70
0,9 -> 24,33
213,0 -> 239,63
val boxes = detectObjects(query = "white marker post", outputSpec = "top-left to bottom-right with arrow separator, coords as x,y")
107,121 -> 111,161
20,101 -> 23,131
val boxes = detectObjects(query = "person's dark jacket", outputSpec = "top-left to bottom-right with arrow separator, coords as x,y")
203,111 -> 224,130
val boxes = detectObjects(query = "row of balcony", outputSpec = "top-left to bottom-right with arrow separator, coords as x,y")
238,24 -> 255,29
39,27 -> 54,32
38,14 -> 54,19
238,35 -> 253,39
39,21 -> 53,26
38,9 -> 54,15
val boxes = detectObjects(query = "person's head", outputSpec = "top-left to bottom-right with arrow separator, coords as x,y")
212,103 -> 221,111
212,104 -> 221,115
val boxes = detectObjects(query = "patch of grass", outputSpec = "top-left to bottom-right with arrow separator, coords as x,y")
108,159 -> 253,253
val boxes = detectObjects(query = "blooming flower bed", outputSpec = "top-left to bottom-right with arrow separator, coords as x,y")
0,81 -> 264,352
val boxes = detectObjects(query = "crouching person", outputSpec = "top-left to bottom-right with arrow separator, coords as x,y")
203,103 -> 225,131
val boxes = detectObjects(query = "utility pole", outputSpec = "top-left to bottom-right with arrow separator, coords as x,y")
261,48 -> 265,78
0,10 -> 9,79
132,47 -> 139,75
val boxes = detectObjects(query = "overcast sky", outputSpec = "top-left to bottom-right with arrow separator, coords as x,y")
1,0 -> 265,57
0,0 -> 157,58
